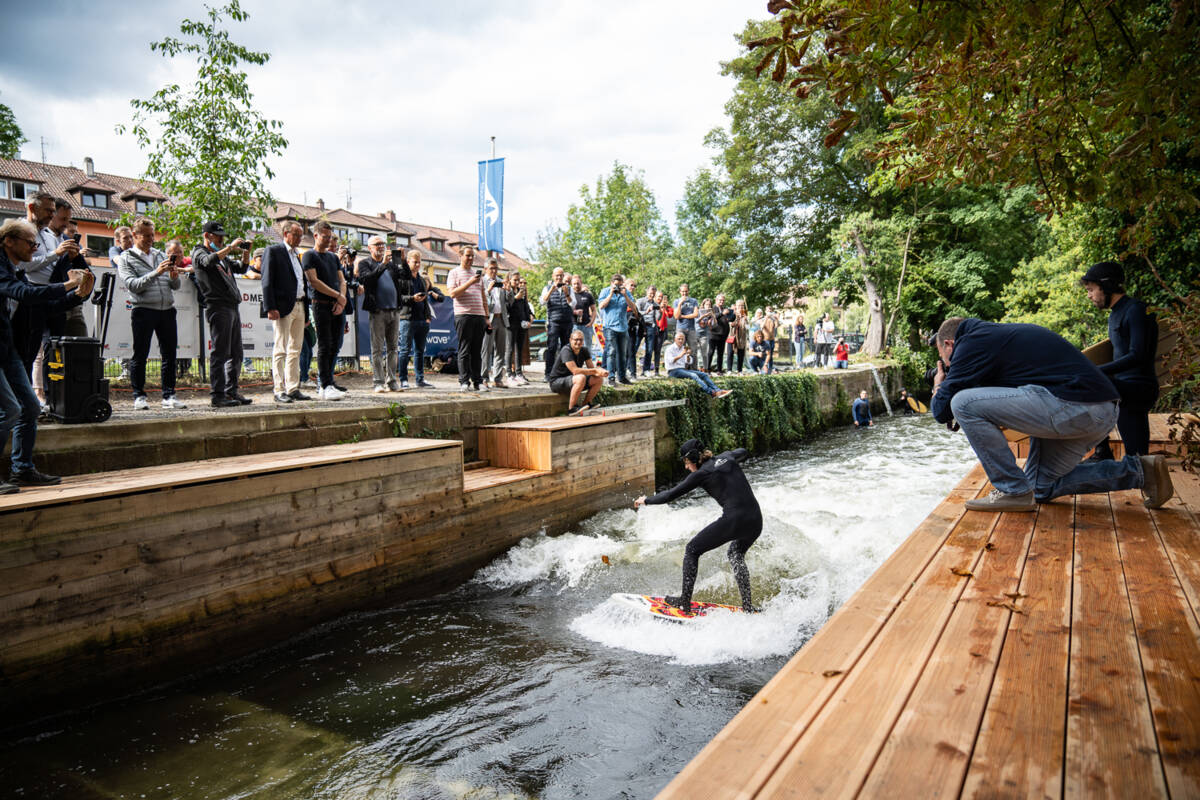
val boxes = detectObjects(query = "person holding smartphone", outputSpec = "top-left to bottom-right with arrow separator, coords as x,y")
193,221 -> 253,407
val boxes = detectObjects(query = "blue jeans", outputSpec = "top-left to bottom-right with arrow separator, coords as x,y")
794,339 -> 806,364
398,319 -> 430,382
950,384 -> 1139,501
669,368 -> 719,394
0,349 -> 40,472
834,360 -> 848,369
604,327 -> 630,380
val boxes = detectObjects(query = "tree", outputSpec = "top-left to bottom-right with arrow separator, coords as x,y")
531,161 -> 676,292
750,0 -> 1200,248
709,19 -> 1046,354
674,167 -> 740,302
0,95 -> 25,159
116,0 -> 287,242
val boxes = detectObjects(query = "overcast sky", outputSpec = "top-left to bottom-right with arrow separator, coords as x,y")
1,0 -> 763,256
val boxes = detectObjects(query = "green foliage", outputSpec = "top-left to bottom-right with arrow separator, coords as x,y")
753,0 -> 1200,246
887,343 -> 934,398
531,161 -> 676,295
0,95 -> 25,160
115,0 -> 287,244
588,373 -> 823,479
386,402 -> 410,437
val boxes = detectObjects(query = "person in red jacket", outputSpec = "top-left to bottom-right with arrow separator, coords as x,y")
834,337 -> 850,369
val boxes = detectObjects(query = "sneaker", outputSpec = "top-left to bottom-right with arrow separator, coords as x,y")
619,378 -> 633,385
964,489 -> 1036,512
506,377 -> 523,388
162,396 -> 187,409
477,383 -> 490,393
391,381 -> 405,391
568,403 -> 590,416
417,380 -> 434,389
331,382 -> 349,393
713,389 -> 733,399
10,467 -> 61,487
288,390 -> 313,401
0,481 -> 18,495
274,392 -> 294,404
133,395 -> 149,411
373,385 -> 387,394
211,395 -> 241,408
321,385 -> 344,401
1139,454 -> 1174,509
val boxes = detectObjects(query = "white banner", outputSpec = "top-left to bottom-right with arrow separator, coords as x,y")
86,267 -> 354,359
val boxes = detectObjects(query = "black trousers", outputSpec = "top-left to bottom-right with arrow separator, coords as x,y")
1112,376 -> 1159,456
11,303 -> 48,375
312,301 -> 342,389
707,337 -> 727,372
130,306 -> 177,399
206,303 -> 243,398
455,313 -> 487,386
543,318 -> 573,377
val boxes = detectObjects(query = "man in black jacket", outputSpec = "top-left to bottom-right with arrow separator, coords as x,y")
193,221 -> 252,407
931,316 -> 1173,512
0,219 -> 92,490
396,250 -> 443,389
260,221 -> 309,403
356,236 -> 405,392
1081,261 -> 1159,458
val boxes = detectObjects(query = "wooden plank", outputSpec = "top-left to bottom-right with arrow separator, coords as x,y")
754,500 -> 1000,798
657,465 -> 989,800
1154,469 -> 1200,625
1112,489 -> 1200,798
862,508 -> 1038,798
962,499 -> 1075,799
1065,492 -> 1166,799
0,437 -> 460,512
478,411 -> 653,431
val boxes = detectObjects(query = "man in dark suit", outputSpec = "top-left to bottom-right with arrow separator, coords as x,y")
260,221 -> 310,403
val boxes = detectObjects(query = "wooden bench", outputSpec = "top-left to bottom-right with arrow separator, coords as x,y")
478,412 -> 655,472
657,462 -> 1200,799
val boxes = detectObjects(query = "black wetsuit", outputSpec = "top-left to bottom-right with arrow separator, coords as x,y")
644,449 -> 762,611
1099,295 -> 1158,456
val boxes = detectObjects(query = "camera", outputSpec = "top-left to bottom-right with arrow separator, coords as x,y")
924,358 -> 947,386
341,247 -> 357,259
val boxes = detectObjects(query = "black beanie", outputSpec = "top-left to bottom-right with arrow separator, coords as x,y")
679,438 -> 704,463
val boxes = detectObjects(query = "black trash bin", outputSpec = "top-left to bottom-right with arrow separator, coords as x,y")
45,336 -> 111,424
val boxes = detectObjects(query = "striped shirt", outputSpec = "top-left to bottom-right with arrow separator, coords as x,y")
448,266 -> 487,316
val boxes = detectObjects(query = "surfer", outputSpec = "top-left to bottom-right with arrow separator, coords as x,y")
633,439 -> 762,613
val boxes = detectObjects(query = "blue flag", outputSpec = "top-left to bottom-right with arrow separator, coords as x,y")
477,158 -> 504,252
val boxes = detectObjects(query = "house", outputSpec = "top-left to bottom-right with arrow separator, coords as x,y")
0,156 -> 169,266
0,155 -> 538,285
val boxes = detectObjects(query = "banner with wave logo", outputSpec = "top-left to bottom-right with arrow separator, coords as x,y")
477,157 -> 504,252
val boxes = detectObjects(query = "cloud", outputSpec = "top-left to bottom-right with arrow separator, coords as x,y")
1,0 -> 763,255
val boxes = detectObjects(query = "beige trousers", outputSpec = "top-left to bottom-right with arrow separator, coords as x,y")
272,304 -> 306,395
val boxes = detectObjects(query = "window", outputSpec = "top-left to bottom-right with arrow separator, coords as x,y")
428,240 -> 444,252
359,231 -> 372,246
10,181 -> 39,201
395,235 -> 410,246
333,227 -> 350,241
87,234 -> 114,255
0,181 -> 7,199
81,192 -> 110,209
433,270 -> 449,284
134,199 -> 152,213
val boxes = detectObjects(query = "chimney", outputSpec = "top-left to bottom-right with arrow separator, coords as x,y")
316,198 -> 325,211
84,157 -> 95,178
387,209 -> 396,222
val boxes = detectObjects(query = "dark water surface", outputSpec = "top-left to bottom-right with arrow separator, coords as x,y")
0,417 -> 974,799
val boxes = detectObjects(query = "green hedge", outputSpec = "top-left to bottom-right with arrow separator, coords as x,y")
593,371 -> 824,457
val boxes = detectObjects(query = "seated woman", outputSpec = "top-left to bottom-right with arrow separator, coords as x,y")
833,337 -> 850,369
664,331 -> 730,398
748,330 -> 770,372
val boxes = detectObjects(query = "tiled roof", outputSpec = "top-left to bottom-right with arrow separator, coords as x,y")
0,157 -> 170,225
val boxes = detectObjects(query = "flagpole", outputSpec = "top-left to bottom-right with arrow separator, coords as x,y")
491,136 -> 496,158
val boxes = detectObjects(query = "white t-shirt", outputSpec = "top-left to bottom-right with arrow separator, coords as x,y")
665,342 -> 691,371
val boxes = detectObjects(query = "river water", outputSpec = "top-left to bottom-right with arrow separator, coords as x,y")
1,416 -> 975,800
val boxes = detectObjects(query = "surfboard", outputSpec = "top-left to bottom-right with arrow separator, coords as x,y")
610,593 -> 745,621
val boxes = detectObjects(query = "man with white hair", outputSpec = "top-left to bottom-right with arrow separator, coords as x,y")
356,236 -> 404,392
12,193 -> 80,378
0,218 -> 92,490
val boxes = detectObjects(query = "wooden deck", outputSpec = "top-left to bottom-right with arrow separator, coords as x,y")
659,458 -> 1200,799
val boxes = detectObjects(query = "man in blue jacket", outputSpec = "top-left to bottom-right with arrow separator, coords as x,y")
931,317 -> 1172,512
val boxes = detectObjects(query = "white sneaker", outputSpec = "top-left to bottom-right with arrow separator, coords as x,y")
162,396 -> 187,409
506,377 -> 522,388
373,385 -> 387,394
477,384 -> 490,393
133,395 -> 149,411
321,385 -> 344,401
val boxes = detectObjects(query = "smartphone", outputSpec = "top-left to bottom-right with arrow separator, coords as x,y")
71,233 -> 82,244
